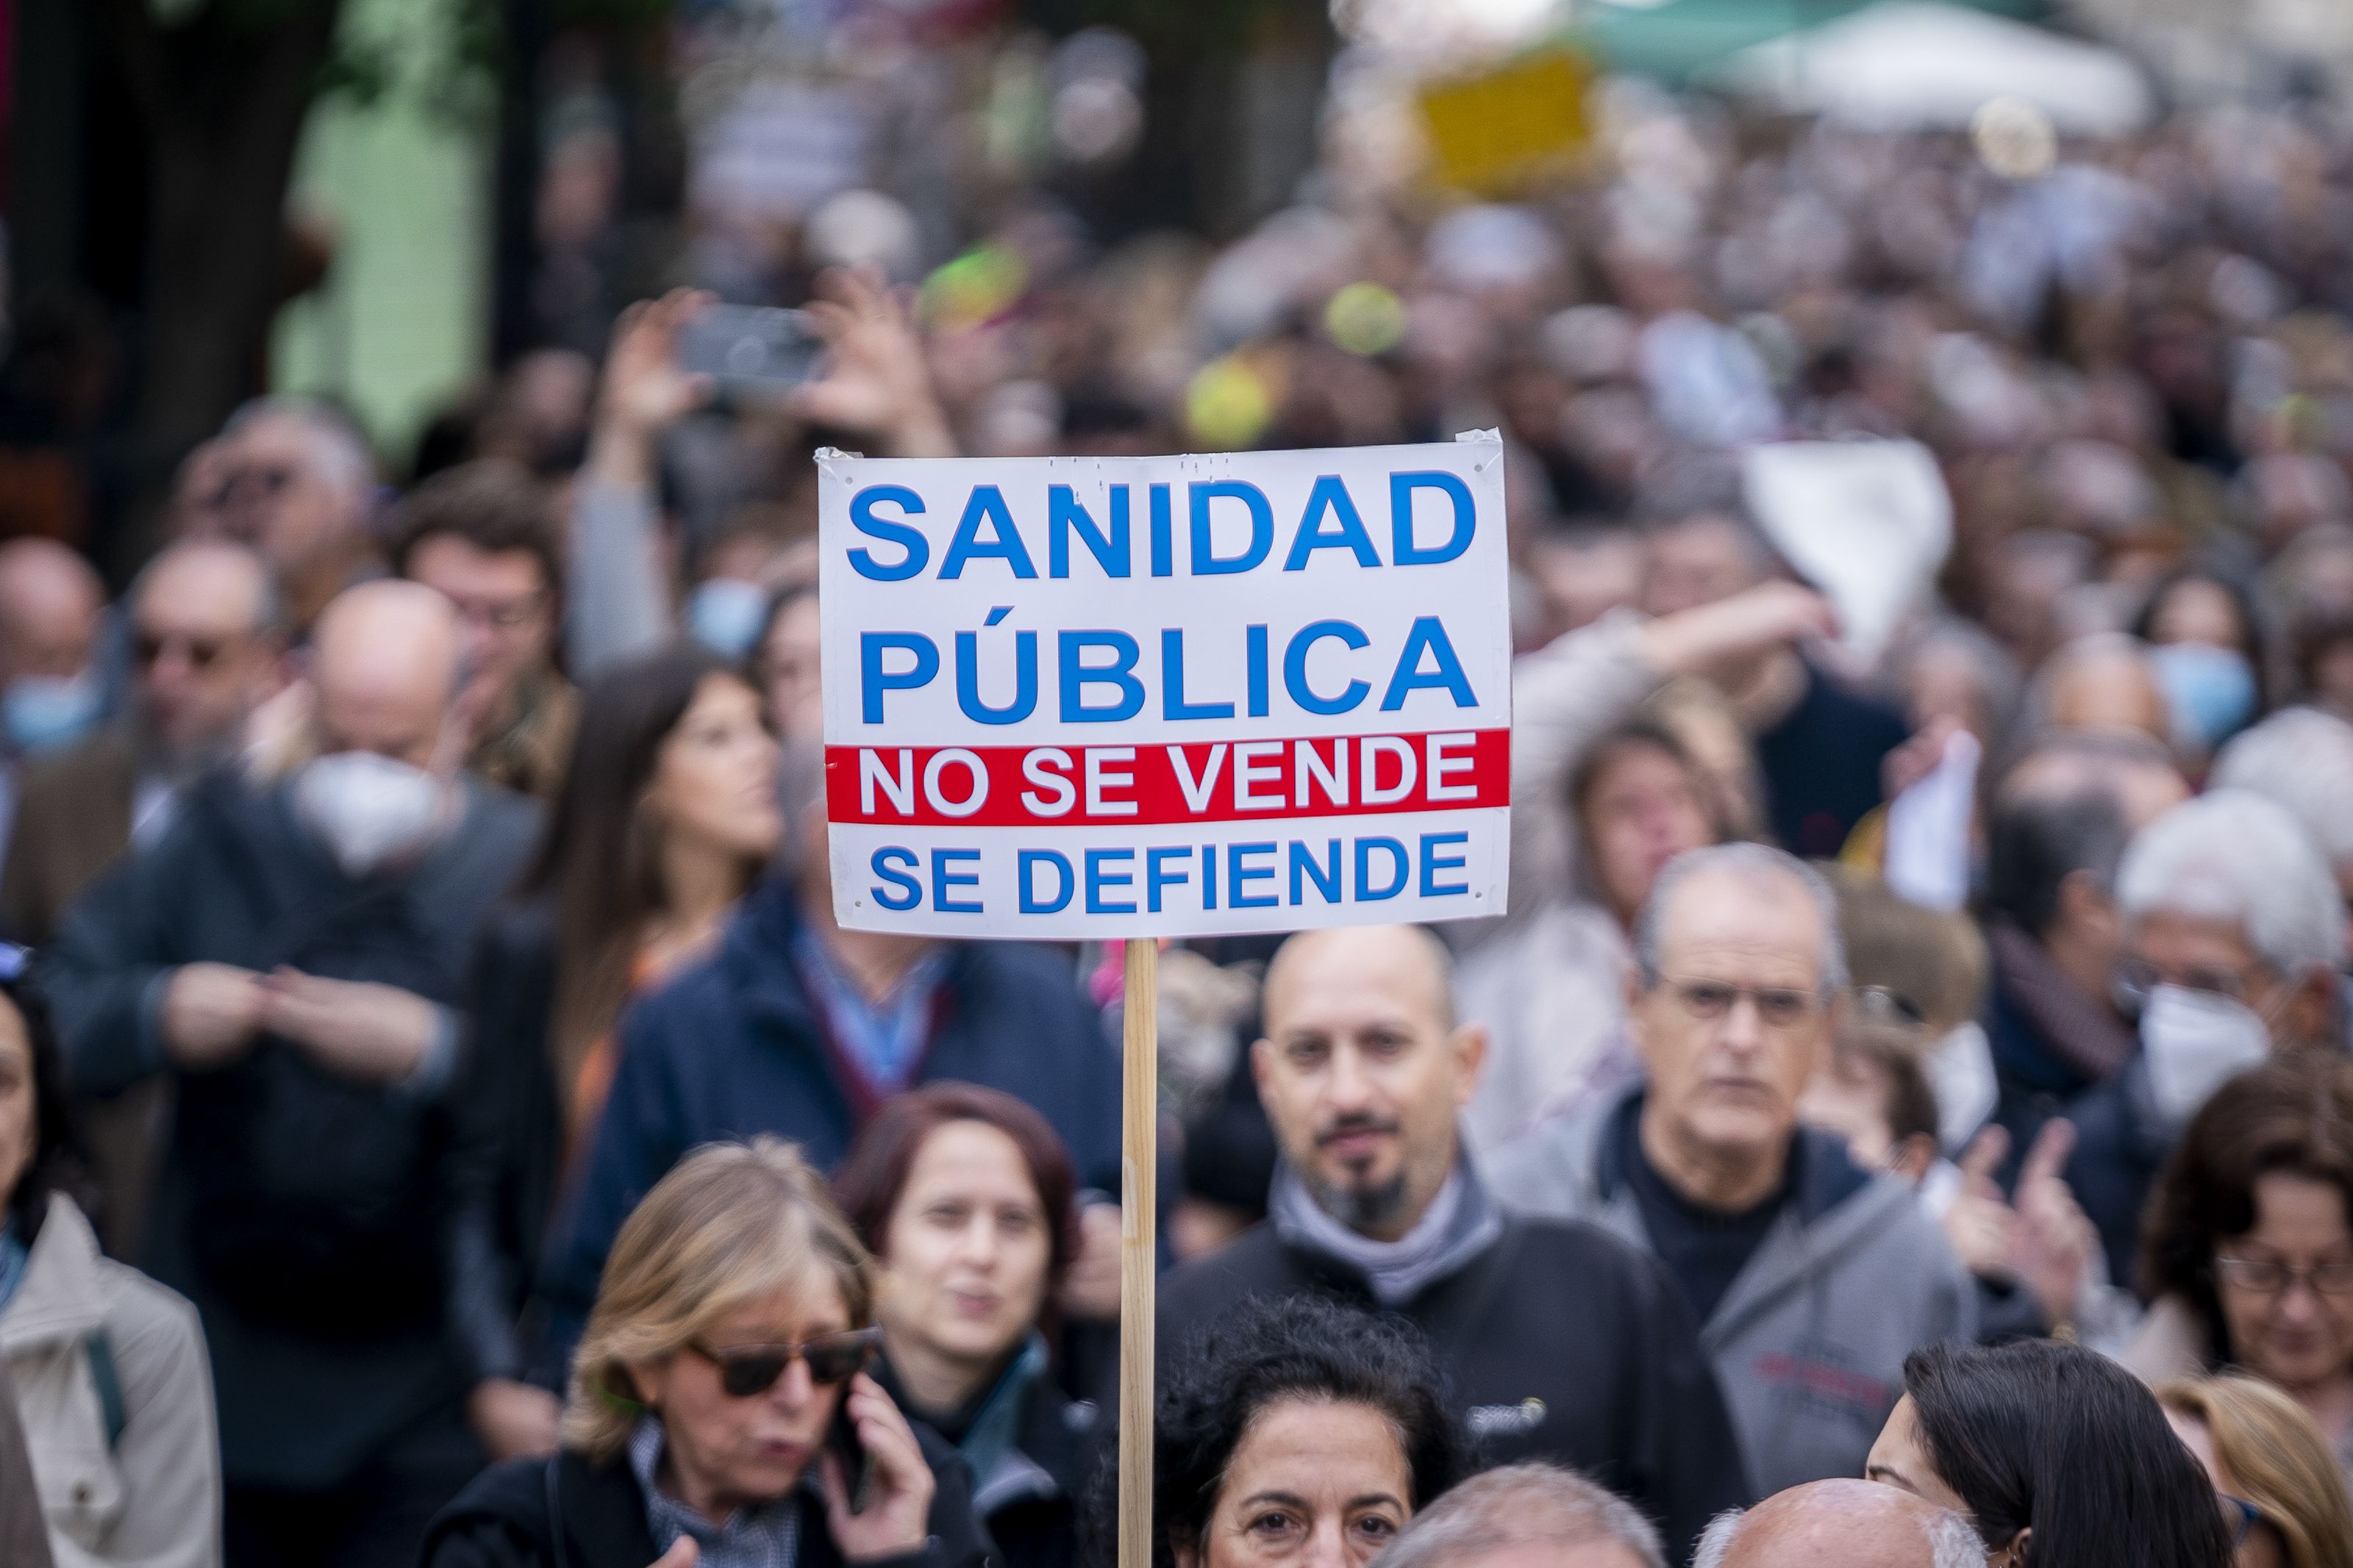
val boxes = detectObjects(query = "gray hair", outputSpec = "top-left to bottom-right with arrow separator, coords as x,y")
1368,1464 -> 1663,1568
2211,706 -> 2353,871
2116,788 -> 2344,975
1692,1505 -> 1984,1568
222,394 -> 377,500
1633,842 -> 1850,998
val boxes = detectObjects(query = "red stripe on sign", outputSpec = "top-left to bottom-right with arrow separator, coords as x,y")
826,730 -> 1510,828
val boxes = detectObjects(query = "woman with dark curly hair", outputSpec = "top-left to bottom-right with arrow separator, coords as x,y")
1124,1294 -> 1468,1568
2127,1053 -> 2353,1486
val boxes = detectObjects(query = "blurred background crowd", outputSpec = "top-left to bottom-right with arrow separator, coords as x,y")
13,0 -> 2353,1566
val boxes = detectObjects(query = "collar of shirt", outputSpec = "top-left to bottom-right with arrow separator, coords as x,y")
791,926 -> 949,1096
629,1417 -> 807,1568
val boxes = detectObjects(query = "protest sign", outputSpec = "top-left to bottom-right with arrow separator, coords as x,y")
817,434 -> 1514,939
818,433 -> 1510,1568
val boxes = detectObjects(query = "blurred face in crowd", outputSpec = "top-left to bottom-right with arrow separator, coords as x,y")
1642,515 -> 1764,619
2213,1172 -> 2353,1398
1631,864 -> 1835,1186
1580,738 -> 1715,928
1798,1050 -> 1932,1181
2129,908 -> 2332,1051
644,673 -> 783,866
1175,1397 -> 1411,1568
310,582 -> 463,770
0,539 -> 101,684
875,1119 -> 1051,1392
1254,927 -> 1485,1242
630,1275 -> 854,1517
404,532 -> 556,728
2041,639 -> 2171,744
761,590 -> 824,743
1527,530 -> 1644,641
2149,577 -> 2249,653
0,994 -> 33,1209
195,409 -> 370,580
132,543 -> 280,769
1901,638 -> 2002,746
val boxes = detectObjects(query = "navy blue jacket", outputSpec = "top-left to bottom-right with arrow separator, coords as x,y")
540,881 -> 1120,1355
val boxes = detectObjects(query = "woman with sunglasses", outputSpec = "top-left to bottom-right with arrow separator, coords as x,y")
422,1136 -> 988,1568
835,1084 -> 1088,1568
2161,1375 -> 2353,1568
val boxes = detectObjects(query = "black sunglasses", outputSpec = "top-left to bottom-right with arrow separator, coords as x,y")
690,1327 -> 879,1398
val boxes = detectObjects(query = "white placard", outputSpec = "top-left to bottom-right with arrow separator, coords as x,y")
818,437 -> 1513,937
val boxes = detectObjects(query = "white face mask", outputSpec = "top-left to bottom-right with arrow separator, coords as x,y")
294,751 -> 449,877
1925,1022 -> 1999,1153
2140,983 -> 2272,1126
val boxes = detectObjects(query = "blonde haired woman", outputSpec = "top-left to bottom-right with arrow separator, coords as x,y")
2162,1375 -> 2353,1568
422,1138 -> 988,1568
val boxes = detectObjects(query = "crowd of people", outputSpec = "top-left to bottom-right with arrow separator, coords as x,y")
11,54 -> 2353,1568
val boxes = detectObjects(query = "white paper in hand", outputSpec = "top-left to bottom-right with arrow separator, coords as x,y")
1882,728 -> 1980,912
1741,440 -> 1952,665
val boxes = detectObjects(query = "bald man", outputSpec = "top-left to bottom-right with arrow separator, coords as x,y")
1159,924 -> 1752,1565
38,579 -> 540,1568
1693,1481 -> 1983,1568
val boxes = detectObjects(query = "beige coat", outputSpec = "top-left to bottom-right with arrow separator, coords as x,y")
1,1195 -> 219,1568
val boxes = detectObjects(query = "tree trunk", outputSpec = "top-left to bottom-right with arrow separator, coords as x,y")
101,0 -> 343,546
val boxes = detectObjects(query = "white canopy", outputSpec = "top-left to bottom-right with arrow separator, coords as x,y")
1714,1 -> 2157,137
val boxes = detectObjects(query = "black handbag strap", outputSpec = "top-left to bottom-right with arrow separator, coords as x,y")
544,1455 -> 571,1568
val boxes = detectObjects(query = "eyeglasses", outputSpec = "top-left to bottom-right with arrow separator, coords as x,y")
2115,958 -> 2268,1009
1855,985 -> 1926,1027
206,465 -> 297,506
1657,975 -> 1822,1029
135,631 -> 239,673
2213,1253 -> 2353,1298
448,590 -> 550,631
2222,1494 -> 2267,1550
688,1327 -> 879,1398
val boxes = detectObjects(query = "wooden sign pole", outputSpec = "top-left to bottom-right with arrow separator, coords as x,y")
1118,937 -> 1159,1568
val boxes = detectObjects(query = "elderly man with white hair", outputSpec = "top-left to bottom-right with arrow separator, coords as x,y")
1690,1481 -> 1984,1568
2060,787 -> 2349,1292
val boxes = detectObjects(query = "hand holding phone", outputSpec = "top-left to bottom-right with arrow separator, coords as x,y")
674,304 -> 825,394
821,1373 -> 934,1560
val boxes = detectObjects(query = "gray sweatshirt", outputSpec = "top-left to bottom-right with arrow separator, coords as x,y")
1485,1090 -> 1976,1494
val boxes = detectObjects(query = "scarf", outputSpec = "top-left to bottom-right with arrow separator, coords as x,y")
1987,917 -> 2136,1084
1269,1152 -> 1503,1309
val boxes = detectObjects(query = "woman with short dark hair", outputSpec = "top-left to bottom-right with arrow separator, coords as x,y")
1129,1295 -> 1468,1568
834,1083 -> 1085,1568
1866,1338 -> 2233,1568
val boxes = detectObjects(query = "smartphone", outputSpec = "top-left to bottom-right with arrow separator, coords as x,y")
675,304 -> 825,392
828,1402 -> 873,1515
